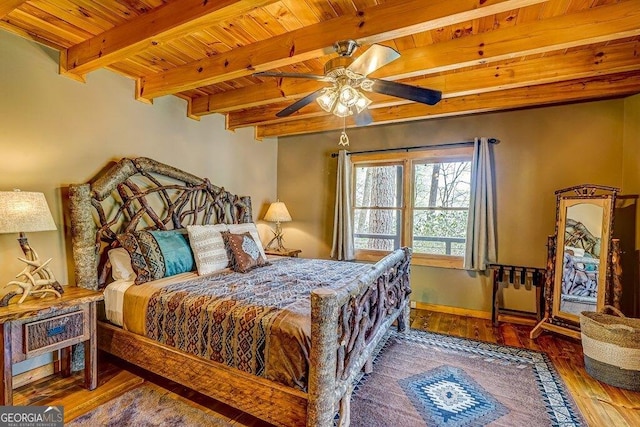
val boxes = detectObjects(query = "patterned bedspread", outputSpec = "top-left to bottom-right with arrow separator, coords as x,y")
140,258 -> 371,390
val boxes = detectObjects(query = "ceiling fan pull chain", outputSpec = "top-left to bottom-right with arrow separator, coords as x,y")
339,116 -> 349,146
339,132 -> 350,146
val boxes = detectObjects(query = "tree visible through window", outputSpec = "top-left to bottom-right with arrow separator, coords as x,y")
413,161 -> 471,256
352,149 -> 472,266
354,164 -> 402,251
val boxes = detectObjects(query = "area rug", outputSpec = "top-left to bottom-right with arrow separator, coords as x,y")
67,383 -> 231,427
68,330 -> 585,427
350,329 -> 586,427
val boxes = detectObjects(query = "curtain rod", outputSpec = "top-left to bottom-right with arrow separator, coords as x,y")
330,138 -> 499,158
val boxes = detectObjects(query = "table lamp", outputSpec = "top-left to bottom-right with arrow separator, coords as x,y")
0,190 -> 63,305
264,200 -> 292,251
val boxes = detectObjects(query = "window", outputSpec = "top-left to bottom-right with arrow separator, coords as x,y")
354,163 -> 403,251
352,148 -> 472,267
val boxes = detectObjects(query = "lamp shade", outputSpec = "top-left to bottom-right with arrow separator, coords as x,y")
264,201 -> 292,223
0,191 -> 57,234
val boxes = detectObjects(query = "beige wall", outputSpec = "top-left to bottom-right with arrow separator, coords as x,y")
623,93 -> 640,246
622,93 -> 640,316
278,100 -> 626,313
0,31 -> 278,290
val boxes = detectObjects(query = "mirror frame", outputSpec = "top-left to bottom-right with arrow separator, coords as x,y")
531,184 -> 620,340
552,196 -> 613,324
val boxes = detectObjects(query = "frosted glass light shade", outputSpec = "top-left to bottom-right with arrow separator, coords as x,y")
339,85 -> 359,107
264,201 -> 292,223
355,93 -> 372,113
333,101 -> 351,117
317,88 -> 338,112
0,191 -> 57,234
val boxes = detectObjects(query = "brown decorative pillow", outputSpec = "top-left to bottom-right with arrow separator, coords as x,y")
222,231 -> 269,273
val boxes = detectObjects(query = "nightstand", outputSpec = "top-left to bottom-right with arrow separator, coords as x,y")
265,248 -> 302,258
0,286 -> 103,405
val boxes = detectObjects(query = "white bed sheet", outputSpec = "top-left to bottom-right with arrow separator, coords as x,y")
103,279 -> 135,327
104,273 -> 198,327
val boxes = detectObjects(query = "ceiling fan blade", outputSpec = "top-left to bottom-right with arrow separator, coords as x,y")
276,89 -> 324,117
369,79 -> 442,105
347,44 -> 400,77
254,71 -> 333,82
354,109 -> 373,126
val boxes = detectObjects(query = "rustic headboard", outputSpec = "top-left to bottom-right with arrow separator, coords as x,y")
69,157 -> 252,290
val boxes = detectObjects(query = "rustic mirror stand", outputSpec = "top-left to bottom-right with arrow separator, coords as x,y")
531,184 -> 622,340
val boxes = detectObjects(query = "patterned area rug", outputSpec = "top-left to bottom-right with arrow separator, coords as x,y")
350,329 -> 586,427
67,383 -> 231,427
68,330 -> 585,427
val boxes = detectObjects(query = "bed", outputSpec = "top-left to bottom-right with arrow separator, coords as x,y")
68,157 -> 412,427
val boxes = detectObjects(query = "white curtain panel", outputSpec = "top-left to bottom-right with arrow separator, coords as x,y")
464,137 -> 497,270
331,150 -> 355,260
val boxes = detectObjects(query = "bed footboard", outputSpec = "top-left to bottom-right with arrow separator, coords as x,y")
307,248 -> 412,427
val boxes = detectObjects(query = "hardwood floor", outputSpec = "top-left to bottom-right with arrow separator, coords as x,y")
13,309 -> 640,426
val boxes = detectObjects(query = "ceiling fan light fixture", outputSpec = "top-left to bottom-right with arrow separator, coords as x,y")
338,85 -> 359,107
317,88 -> 338,112
333,101 -> 351,117
355,93 -> 372,113
318,84 -> 370,117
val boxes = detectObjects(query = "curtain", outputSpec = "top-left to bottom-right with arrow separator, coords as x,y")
331,150 -> 355,260
464,137 -> 497,270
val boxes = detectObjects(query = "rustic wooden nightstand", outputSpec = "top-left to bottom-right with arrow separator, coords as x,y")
265,248 -> 302,258
0,286 -> 103,405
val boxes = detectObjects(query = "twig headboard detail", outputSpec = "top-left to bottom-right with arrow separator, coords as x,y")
69,157 -> 252,290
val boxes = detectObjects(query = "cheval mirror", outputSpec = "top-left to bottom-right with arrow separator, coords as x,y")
531,184 -> 622,340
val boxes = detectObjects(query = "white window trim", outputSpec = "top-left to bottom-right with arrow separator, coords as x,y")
351,147 -> 473,268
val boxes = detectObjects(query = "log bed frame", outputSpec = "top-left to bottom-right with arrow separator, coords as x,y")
68,157 -> 412,427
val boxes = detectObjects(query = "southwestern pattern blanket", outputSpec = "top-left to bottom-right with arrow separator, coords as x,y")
141,258 -> 372,391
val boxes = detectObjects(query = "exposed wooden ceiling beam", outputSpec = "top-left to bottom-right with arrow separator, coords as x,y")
255,72 -> 640,138
61,0 -> 280,79
191,79 -> 320,115
0,0 -> 26,19
193,0 -> 640,116
0,20 -> 66,51
227,40 -> 640,129
137,0 -> 549,101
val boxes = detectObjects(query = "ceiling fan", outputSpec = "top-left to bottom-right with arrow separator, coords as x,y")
254,40 -> 442,126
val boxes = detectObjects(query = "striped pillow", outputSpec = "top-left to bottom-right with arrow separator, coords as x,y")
187,224 -> 230,276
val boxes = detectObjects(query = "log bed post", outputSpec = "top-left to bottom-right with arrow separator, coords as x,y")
312,247 -> 412,426
308,288 -> 339,427
69,184 -> 98,290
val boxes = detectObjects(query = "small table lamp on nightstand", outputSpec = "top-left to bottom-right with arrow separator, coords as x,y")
264,200 -> 292,251
0,190 -> 63,305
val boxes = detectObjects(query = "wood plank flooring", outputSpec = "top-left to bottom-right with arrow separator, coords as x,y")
13,309 -> 640,426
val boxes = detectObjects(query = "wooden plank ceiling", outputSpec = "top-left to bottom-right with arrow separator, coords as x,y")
2,0 -> 639,138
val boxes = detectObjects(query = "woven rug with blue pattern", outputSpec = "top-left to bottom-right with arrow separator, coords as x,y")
350,329 -> 585,427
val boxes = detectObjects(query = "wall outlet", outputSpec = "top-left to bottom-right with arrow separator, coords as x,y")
410,301 -> 417,309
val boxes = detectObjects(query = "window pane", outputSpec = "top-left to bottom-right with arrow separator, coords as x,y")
413,210 -> 468,256
355,165 -> 402,208
354,208 -> 400,251
355,236 -> 396,251
414,162 -> 471,208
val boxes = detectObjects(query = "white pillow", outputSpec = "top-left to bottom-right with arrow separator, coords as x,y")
227,223 -> 267,260
187,224 -> 230,275
108,248 -> 135,281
